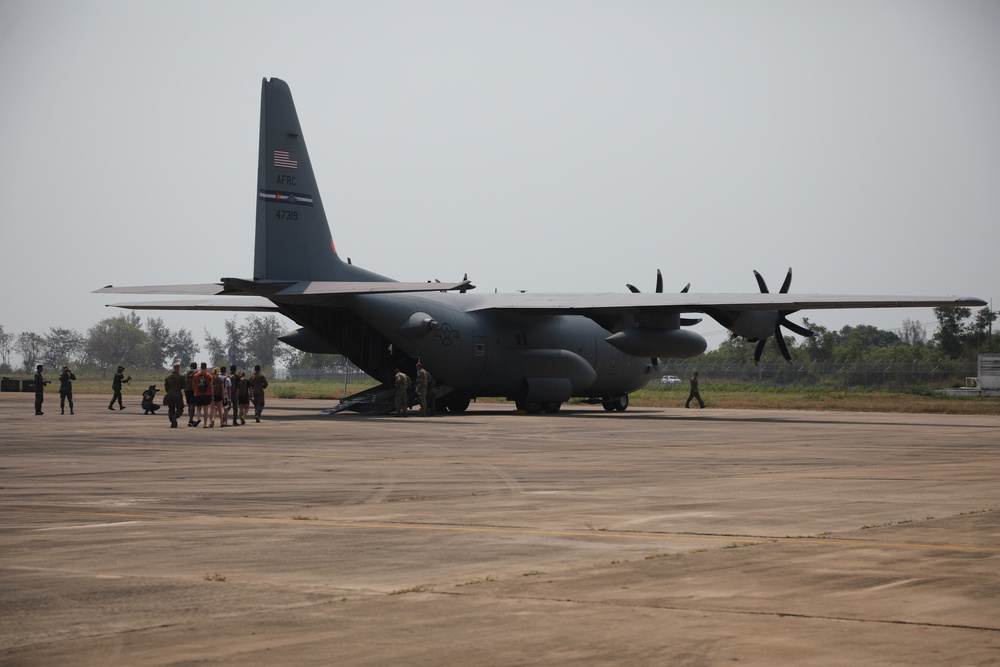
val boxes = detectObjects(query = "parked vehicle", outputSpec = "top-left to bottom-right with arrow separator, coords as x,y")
660,375 -> 682,386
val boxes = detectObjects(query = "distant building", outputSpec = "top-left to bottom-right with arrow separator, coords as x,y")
978,353 -> 1000,392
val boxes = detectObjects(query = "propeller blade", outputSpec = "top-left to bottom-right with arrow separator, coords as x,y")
655,269 -> 663,294
754,339 -> 767,364
753,270 -> 769,294
774,326 -> 792,361
779,267 -> 793,294
626,284 -> 640,293
780,317 -> 814,338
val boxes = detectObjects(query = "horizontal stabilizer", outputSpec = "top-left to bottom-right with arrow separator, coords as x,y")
274,280 -> 475,296
94,283 -> 225,295
96,279 -> 474,298
107,298 -> 278,312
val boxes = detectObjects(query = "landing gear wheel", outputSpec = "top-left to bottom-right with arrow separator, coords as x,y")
541,402 -> 561,414
515,400 -> 542,414
446,395 -> 470,413
602,395 -> 629,412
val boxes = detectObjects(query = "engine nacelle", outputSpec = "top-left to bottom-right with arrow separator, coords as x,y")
723,310 -> 780,341
605,328 -> 707,358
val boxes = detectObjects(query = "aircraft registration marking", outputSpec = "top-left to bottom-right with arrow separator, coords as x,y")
258,190 -> 314,206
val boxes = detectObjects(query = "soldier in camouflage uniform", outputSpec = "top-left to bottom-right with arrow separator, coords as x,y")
393,369 -> 410,417
415,363 -> 434,417
34,365 -> 50,415
59,365 -> 76,415
163,363 -> 186,428
108,365 -> 130,410
249,365 -> 268,423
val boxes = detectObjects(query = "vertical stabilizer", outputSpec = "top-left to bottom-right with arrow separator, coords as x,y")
254,78 -> 389,283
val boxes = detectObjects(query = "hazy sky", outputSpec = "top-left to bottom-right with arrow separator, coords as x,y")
2,0 -> 997,359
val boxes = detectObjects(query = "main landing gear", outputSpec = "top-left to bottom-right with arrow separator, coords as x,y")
601,394 -> 629,412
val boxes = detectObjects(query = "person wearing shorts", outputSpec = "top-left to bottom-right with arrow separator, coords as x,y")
191,362 -> 214,428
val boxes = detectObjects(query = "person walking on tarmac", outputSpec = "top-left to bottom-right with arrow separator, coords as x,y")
228,365 -> 241,426
191,362 -> 212,428
249,365 -> 268,423
34,364 -> 50,415
59,365 -> 76,415
236,371 -> 250,425
108,365 -> 130,410
163,363 -> 186,428
184,362 -> 198,426
685,371 -> 705,409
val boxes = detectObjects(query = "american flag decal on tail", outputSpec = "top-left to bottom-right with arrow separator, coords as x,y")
273,150 -> 298,169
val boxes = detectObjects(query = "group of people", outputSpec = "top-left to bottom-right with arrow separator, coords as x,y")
31,364 -> 75,415
162,362 -> 269,428
393,362 -> 435,417
31,362 -> 270,428
32,361 -> 699,419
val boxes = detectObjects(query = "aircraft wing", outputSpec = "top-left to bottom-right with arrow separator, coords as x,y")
466,292 -> 987,314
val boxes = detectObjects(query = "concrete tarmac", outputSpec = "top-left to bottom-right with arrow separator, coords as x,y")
1,393 -> 998,665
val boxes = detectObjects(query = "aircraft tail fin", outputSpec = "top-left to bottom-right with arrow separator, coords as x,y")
255,78 -> 389,283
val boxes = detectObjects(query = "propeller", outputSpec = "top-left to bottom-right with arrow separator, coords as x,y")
627,269 -> 691,295
751,267 -> 814,364
625,270 -> 702,368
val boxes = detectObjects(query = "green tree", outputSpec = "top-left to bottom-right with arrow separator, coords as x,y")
798,318 -> 833,362
242,315 -> 289,367
932,307 -> 971,360
0,324 -> 14,370
165,328 -> 200,366
900,318 -> 926,346
144,317 -> 172,367
41,327 -> 85,367
967,306 -> 997,354
223,317 -> 246,368
84,315 -> 160,371
146,317 -> 200,366
15,332 -> 44,372
203,330 -> 227,368
835,324 -> 900,350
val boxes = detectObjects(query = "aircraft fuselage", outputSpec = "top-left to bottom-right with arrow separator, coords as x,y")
282,292 -> 655,403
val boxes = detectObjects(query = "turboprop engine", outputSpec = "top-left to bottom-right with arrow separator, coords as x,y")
605,328 -> 707,358
708,268 -> 814,363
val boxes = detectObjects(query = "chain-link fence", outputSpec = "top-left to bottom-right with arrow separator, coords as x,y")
655,360 -> 978,390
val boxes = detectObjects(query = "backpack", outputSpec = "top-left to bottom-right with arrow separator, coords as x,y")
212,376 -> 224,400
197,373 -> 209,392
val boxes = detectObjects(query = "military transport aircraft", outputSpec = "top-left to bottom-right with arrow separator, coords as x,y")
96,78 -> 985,414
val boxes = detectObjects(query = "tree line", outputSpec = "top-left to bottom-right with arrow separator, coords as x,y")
0,314 -> 294,376
702,307 -> 997,365
3,306 -> 994,377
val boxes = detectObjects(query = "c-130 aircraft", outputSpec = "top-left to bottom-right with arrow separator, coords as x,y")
97,78 -> 985,414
